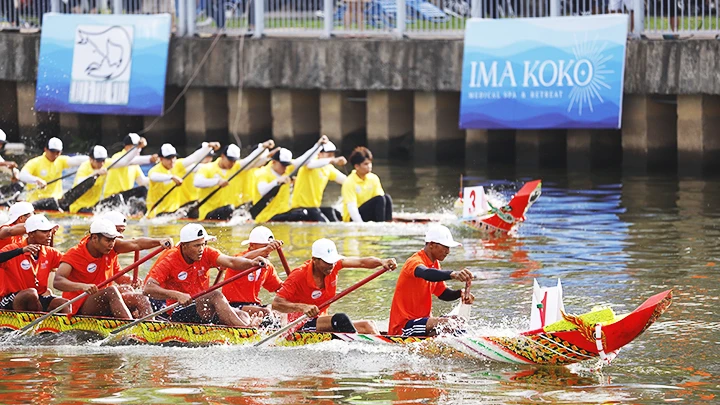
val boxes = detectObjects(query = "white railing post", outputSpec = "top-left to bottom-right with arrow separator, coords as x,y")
112,0 -> 122,14
396,0 -> 406,38
633,0 -> 644,36
323,0 -> 333,38
186,0 -> 196,37
177,0 -> 187,36
51,0 -> 60,13
254,0 -> 264,38
550,0 -> 560,16
471,0 -> 481,18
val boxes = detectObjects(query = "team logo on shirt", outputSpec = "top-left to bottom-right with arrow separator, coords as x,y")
87,263 -> 97,273
41,170 -> 48,177
311,290 -> 322,299
20,260 -> 32,271
355,186 -> 362,194
178,271 -> 188,281
248,273 -> 255,281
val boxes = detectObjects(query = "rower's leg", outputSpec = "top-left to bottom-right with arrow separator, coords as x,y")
315,313 -> 357,333
47,297 -> 71,313
12,289 -> 41,312
198,290 -> 256,327
122,291 -> 154,318
79,287 -> 132,319
352,320 -> 379,334
382,194 -> 393,221
240,305 -> 270,317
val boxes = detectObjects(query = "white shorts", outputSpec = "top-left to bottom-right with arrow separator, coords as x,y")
609,0 -> 634,11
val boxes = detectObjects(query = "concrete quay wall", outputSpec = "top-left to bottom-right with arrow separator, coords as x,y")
1,33 -> 719,174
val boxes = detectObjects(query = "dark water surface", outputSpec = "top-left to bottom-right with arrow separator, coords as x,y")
0,164 -> 718,404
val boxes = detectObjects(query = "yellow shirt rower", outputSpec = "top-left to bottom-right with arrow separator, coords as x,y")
68,145 -> 141,213
341,146 -> 393,222
145,142 -> 219,218
103,133 -> 158,198
252,137 -> 326,223
290,140 -> 347,222
18,137 -> 88,203
194,140 -> 274,221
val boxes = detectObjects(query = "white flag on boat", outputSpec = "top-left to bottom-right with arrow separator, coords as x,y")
462,186 -> 490,219
530,279 -> 565,330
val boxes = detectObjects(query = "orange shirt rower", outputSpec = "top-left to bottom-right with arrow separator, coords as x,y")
272,238 -> 397,334
388,225 -> 475,337
220,226 -> 284,320
0,214 -> 67,312
0,201 -> 35,250
143,224 -> 268,327
53,219 -> 172,318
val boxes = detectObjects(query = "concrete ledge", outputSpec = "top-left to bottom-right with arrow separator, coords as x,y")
5,32 -> 720,94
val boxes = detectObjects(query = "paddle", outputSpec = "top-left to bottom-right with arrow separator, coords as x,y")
254,266 -> 391,347
57,146 -> 139,211
109,264 -> 263,335
448,280 -> 472,319
277,247 -> 291,276
144,148 -> 215,218
17,245 -> 165,335
182,146 -> 267,219
132,250 -> 140,285
249,142 -> 323,219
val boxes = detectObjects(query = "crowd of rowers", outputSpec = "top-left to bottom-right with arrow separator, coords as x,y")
0,201 -> 474,337
0,129 -> 394,224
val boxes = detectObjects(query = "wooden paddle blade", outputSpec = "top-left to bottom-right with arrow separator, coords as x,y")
58,176 -> 97,211
248,185 -> 281,219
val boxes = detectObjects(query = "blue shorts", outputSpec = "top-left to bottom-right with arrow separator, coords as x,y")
0,293 -> 15,310
39,295 -> 59,312
298,318 -> 318,332
402,318 -> 429,337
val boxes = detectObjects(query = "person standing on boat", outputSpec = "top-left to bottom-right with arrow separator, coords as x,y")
219,226 -> 284,319
290,141 -> 347,222
143,224 -> 267,328
193,140 -> 274,220
68,145 -> 143,214
102,133 -> 158,209
341,146 -> 392,223
388,225 -> 475,337
53,219 -> 172,319
145,142 -> 220,218
253,136 -> 327,223
0,214 -> 69,313
18,138 -> 88,206
271,238 -> 397,334
0,201 -> 34,250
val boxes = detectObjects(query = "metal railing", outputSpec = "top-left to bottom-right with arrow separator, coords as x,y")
1,0 -> 719,38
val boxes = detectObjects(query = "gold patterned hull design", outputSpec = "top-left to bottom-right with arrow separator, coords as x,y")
0,290 -> 671,365
463,179 -> 542,235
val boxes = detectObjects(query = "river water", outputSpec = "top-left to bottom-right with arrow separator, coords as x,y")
0,163 -> 718,404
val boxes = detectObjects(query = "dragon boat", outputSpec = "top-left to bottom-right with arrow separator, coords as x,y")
457,179 -> 542,235
0,289 -> 672,366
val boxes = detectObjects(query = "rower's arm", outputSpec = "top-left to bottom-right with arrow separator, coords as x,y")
0,222 -> 27,239
340,257 -> 397,271
290,144 -> 322,167
18,169 -> 42,185
438,288 -> 462,302
144,278 -> 190,303
148,172 -> 174,183
113,237 -> 172,254
257,179 -> 279,197
135,170 -> 149,187
215,254 -> 266,271
414,265 -> 453,282
0,247 -> 24,264
194,174 -> 220,188
53,263 -> 90,292
181,143 -> 214,167
271,295 -> 313,314
108,147 -> 141,169
66,155 -> 89,167
129,155 -> 154,165
305,157 -> 334,169
238,143 -> 266,167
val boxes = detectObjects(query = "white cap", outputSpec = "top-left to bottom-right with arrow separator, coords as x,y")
273,148 -> 293,165
24,214 -> 57,233
90,218 -> 123,238
126,133 -> 140,145
322,141 -> 337,153
0,129 -> 6,143
47,137 -> 63,152
5,201 -> 34,225
241,226 -> 275,245
424,225 -> 461,248
225,144 -> 241,161
91,145 -> 108,160
180,223 -> 216,243
160,143 -> 178,158
103,211 -> 127,227
311,238 -> 344,264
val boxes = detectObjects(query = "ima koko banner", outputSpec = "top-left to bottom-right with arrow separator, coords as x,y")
35,13 -> 171,116
459,15 -> 628,130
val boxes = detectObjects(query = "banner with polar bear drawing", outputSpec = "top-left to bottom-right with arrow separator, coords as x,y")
35,13 -> 171,116
460,15 -> 628,130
